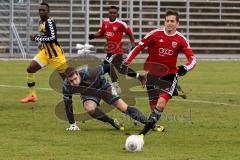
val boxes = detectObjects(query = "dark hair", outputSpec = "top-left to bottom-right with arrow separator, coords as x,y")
40,2 -> 50,11
109,5 -> 118,11
65,67 -> 77,78
164,9 -> 179,22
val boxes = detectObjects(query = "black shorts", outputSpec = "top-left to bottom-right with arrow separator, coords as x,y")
146,73 -> 178,101
103,53 -> 125,69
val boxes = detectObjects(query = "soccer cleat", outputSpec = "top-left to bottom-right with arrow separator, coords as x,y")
177,85 -> 187,99
138,74 -> 147,88
152,124 -> 165,132
113,119 -> 125,131
20,95 -> 38,103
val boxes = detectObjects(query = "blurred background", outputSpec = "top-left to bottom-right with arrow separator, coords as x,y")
1,0 -> 240,58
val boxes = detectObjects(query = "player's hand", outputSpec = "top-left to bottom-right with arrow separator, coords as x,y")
30,33 -> 37,41
89,34 -> 94,40
178,65 -> 188,76
38,43 -> 43,50
66,123 -> 80,131
130,46 -> 135,51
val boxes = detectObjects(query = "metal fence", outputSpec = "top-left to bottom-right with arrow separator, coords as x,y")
1,0 -> 239,58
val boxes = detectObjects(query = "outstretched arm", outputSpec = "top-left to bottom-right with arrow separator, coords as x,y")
63,93 -> 75,124
89,22 -> 105,40
63,85 -> 80,131
124,30 -> 153,65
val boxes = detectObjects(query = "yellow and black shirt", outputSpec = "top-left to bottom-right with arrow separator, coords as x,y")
35,18 -> 64,58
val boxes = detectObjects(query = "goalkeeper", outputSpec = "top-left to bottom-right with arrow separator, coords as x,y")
63,64 -> 150,131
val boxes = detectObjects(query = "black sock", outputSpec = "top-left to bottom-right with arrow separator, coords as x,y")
126,68 -> 137,78
102,61 -> 118,82
139,109 -> 162,135
88,108 -> 115,126
109,65 -> 118,82
125,106 -> 148,124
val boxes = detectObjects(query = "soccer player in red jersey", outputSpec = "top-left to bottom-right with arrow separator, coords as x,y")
89,6 -> 145,94
124,9 -> 197,135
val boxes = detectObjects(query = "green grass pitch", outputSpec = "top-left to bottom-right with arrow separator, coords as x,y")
0,60 -> 240,160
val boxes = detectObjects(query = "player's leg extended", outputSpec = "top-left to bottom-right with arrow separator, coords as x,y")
139,96 -> 168,135
83,99 -> 123,130
113,55 -> 146,87
102,53 -> 122,94
113,99 -> 148,125
20,50 -> 47,103
103,53 -> 118,82
139,74 -> 177,135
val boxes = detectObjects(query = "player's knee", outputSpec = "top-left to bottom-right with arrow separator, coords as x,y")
149,99 -> 157,110
27,66 -> 35,73
155,102 -> 165,111
155,100 -> 167,111
155,94 -> 170,110
85,106 -> 96,114
84,103 -> 97,113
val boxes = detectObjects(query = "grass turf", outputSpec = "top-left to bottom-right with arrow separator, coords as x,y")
0,60 -> 239,160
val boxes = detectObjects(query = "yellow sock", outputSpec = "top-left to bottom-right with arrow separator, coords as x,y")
27,73 -> 36,96
29,87 -> 37,97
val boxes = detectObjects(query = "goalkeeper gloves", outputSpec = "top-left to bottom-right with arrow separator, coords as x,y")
178,65 -> 188,76
66,122 -> 80,131
89,34 -> 94,40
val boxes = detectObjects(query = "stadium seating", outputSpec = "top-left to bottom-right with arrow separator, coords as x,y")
0,0 -> 240,57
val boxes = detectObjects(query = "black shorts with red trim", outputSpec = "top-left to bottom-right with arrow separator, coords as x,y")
146,73 -> 178,101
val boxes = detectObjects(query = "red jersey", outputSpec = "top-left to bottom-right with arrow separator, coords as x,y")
125,27 -> 196,75
98,18 -> 133,54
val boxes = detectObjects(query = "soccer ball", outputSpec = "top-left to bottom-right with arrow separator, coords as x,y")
125,135 -> 144,152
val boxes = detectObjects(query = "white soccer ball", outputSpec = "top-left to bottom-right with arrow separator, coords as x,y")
125,135 -> 144,152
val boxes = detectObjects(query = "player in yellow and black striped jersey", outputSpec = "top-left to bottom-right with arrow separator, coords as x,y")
20,2 -> 67,103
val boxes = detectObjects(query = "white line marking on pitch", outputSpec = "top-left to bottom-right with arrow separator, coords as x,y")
172,99 -> 240,107
0,84 -> 239,107
0,84 -> 52,91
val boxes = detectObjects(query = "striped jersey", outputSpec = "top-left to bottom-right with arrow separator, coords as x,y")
35,18 -> 64,58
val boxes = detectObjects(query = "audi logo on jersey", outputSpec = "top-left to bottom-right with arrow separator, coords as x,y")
106,32 -> 114,38
158,48 -> 174,56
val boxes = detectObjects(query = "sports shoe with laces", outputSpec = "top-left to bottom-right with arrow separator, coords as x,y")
152,124 -> 165,132
20,95 -> 38,103
113,119 -> 125,131
177,85 -> 187,99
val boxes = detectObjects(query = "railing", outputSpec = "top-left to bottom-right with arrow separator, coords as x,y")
0,0 -> 240,58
